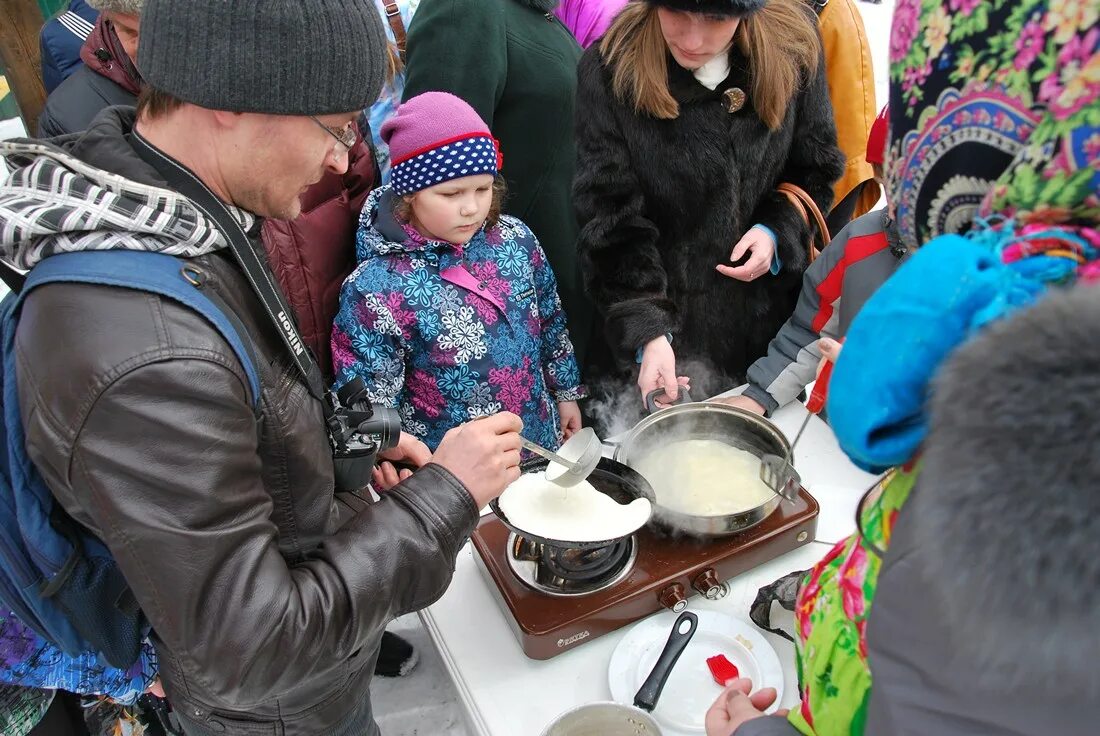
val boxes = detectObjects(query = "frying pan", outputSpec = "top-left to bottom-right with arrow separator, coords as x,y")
489,456 -> 656,549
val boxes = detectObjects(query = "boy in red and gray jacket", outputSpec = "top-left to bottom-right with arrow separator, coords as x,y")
724,107 -> 903,416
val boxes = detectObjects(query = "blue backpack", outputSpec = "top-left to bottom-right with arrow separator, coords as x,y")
0,249 -> 260,680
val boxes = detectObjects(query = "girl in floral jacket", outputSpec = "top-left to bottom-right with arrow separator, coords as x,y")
332,92 -> 586,451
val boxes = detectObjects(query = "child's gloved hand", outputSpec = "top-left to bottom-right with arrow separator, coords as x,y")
558,401 -> 582,440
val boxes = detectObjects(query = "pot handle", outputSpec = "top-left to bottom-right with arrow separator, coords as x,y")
633,610 -> 699,712
645,386 -> 694,414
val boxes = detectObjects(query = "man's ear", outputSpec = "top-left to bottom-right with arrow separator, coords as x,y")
210,109 -> 246,132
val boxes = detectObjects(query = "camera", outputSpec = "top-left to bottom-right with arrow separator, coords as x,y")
327,377 -> 402,491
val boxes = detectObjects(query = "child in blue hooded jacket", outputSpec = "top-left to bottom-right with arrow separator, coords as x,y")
332,92 -> 586,451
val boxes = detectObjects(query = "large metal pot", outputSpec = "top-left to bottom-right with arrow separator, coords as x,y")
613,399 -> 791,539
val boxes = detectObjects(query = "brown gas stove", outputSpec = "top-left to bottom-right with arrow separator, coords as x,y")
472,488 -> 819,659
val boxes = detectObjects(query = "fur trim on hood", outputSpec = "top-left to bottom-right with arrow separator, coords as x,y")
86,0 -> 144,14
919,284 -> 1100,696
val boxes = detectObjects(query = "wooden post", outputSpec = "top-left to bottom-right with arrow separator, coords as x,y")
0,0 -> 47,135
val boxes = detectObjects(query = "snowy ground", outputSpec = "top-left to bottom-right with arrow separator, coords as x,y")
372,2 -> 896,734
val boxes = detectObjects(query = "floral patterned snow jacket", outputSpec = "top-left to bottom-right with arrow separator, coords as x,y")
332,187 -> 586,450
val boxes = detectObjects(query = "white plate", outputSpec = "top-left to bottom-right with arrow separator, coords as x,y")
608,610 -> 784,736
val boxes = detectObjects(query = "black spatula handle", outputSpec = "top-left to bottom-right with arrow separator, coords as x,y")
633,610 -> 699,712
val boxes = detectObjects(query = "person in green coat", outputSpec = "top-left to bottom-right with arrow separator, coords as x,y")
402,0 -> 592,364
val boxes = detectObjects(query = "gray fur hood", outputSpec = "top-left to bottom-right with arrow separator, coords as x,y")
919,284 -> 1100,695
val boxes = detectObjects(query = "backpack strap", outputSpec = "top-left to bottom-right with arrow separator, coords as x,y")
21,251 -> 262,409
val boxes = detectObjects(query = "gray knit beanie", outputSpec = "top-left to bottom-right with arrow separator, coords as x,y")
87,0 -> 144,12
137,0 -> 388,116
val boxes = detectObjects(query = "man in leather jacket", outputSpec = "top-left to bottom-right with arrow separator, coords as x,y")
0,2 -> 523,735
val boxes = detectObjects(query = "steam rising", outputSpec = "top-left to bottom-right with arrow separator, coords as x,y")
582,360 -> 766,539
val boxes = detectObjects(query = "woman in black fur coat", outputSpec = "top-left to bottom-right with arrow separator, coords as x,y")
574,0 -> 843,421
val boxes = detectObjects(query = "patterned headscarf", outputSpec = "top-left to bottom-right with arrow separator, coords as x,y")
887,0 -> 1099,250
828,0 -> 1099,472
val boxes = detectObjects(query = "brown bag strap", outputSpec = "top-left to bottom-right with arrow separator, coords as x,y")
777,182 -> 831,263
383,1 -> 407,61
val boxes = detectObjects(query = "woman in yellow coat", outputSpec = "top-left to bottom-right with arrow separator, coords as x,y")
817,0 -> 879,233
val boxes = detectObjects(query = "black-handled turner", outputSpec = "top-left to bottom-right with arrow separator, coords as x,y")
633,610 -> 699,712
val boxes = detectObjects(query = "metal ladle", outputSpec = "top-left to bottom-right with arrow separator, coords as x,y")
521,427 -> 603,487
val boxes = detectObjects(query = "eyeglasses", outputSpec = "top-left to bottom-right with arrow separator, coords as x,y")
310,116 -> 357,153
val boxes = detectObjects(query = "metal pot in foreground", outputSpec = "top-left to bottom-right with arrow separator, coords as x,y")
541,611 -> 699,736
539,702 -> 661,736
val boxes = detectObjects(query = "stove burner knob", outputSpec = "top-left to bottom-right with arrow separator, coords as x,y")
692,569 -> 729,600
658,583 -> 688,612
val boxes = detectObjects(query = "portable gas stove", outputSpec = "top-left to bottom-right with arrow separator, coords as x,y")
472,487 -> 819,659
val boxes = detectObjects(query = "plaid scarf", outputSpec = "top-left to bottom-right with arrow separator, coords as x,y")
0,134 -> 252,271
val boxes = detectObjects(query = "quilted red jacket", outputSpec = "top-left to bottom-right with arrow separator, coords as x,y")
262,134 -> 378,382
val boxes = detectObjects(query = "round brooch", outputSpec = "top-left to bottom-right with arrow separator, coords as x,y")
723,88 -> 746,113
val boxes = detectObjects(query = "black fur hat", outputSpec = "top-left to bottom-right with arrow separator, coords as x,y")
920,284 -> 1100,695
646,0 -> 767,16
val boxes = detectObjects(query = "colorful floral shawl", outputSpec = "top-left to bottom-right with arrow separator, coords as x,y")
790,468 -> 915,736
887,0 -> 1098,250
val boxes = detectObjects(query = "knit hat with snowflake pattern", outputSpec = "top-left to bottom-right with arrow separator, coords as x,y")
382,92 -> 503,196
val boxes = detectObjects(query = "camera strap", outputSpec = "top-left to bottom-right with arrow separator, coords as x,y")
132,131 -> 328,404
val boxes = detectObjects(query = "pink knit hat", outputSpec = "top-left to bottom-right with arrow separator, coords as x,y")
382,91 -> 503,195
